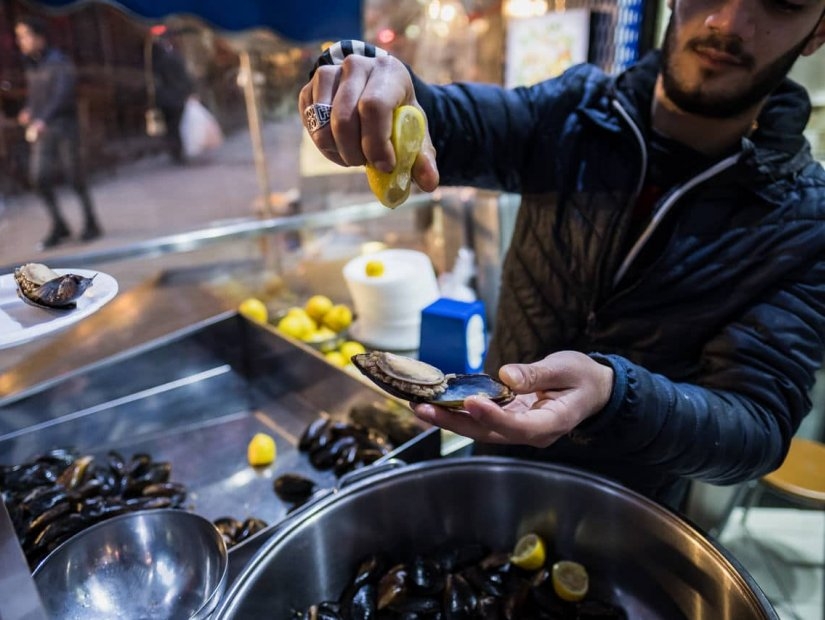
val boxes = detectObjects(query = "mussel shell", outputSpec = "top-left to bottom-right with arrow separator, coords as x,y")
14,263 -> 95,310
351,352 -> 513,408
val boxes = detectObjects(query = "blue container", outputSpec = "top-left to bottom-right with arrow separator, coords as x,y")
418,298 -> 487,374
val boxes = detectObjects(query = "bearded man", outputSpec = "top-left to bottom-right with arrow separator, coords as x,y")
300,0 -> 825,509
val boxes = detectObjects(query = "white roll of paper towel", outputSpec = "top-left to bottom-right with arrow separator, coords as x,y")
343,249 -> 439,351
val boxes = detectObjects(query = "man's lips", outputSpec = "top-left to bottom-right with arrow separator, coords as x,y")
692,44 -> 747,67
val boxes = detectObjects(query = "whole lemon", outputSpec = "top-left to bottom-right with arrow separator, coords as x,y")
277,313 -> 314,340
247,432 -> 276,466
304,295 -> 334,322
365,260 -> 385,277
238,298 -> 268,324
339,340 -> 366,361
322,304 -> 353,333
324,351 -> 348,367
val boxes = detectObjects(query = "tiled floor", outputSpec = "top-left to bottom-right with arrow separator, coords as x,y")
720,507 -> 824,620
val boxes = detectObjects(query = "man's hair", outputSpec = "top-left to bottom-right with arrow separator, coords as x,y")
16,15 -> 49,40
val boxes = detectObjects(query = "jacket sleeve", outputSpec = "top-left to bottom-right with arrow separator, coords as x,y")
411,65 -> 603,194
38,57 -> 76,123
582,258 -> 825,484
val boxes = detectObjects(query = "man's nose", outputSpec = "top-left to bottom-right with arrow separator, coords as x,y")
704,0 -> 757,40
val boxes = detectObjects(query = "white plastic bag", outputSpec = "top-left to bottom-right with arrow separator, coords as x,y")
180,97 -> 223,157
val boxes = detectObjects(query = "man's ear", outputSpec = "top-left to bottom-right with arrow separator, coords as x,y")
802,13 -> 825,55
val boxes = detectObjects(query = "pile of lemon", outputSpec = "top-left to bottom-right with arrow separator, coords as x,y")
274,295 -> 365,368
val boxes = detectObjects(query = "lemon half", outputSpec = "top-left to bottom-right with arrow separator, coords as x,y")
551,560 -> 589,602
511,532 -> 546,571
365,105 -> 426,209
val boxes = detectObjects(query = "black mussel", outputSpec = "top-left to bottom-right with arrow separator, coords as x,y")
19,486 -> 68,515
238,517 -> 268,542
410,555 -> 445,595
346,583 -> 377,619
214,516 -> 242,540
14,263 -> 95,310
351,352 -> 514,409
434,542 -> 488,573
301,601 -> 343,620
126,453 -> 153,479
333,444 -> 360,477
444,573 -> 478,617
377,564 -> 410,611
299,417 -> 331,452
274,473 -> 317,504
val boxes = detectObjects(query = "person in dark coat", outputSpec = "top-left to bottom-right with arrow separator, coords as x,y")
300,0 -> 825,510
151,38 -> 194,164
14,15 -> 102,249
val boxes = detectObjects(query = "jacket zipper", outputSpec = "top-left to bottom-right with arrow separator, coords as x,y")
609,100 -> 740,287
585,101 -> 740,335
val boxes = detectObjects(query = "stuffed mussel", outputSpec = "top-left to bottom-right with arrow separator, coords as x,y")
351,351 -> 514,409
14,263 -> 95,310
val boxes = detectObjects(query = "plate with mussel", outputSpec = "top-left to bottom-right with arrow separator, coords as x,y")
0,263 -> 118,349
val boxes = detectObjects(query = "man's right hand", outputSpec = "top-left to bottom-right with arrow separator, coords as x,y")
298,54 -> 439,194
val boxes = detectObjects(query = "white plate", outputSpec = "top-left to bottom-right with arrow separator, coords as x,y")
0,268 -> 118,350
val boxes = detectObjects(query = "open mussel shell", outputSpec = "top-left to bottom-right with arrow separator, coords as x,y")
14,263 -> 95,310
351,351 -> 514,409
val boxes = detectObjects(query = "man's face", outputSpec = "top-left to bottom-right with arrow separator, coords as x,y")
660,0 -> 825,117
14,24 -> 45,57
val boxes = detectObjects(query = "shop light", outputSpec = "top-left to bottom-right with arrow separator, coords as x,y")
503,0 -> 549,17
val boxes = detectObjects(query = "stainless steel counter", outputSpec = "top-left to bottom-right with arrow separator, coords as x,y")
0,310 -> 441,590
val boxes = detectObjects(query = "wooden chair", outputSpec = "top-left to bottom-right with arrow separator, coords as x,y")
738,437 -> 825,618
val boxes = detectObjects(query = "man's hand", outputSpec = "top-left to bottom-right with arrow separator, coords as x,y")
298,54 -> 439,194
17,108 -> 30,126
412,351 -> 614,447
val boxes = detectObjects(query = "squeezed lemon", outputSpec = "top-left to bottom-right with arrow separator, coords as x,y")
551,560 -> 589,602
511,532 -> 546,571
365,105 -> 426,209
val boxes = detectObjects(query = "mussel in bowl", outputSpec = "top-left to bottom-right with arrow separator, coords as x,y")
351,351 -> 514,409
14,263 -> 95,310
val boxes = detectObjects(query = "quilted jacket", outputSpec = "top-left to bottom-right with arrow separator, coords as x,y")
413,51 -> 825,506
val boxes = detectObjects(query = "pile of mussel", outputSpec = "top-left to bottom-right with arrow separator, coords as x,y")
295,542 -> 627,619
1,448 -> 187,568
297,416 -> 395,477
214,515 -> 269,549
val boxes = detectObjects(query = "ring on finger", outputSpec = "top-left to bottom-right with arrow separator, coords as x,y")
304,102 -> 332,134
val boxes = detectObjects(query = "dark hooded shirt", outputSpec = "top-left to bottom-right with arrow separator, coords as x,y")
22,47 -> 78,126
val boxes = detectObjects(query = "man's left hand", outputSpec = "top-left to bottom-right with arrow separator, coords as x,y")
412,351 -> 614,447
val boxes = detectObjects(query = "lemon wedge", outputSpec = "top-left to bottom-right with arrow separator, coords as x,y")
551,560 -> 589,602
511,532 -> 546,571
247,433 -> 276,467
365,105 -> 425,209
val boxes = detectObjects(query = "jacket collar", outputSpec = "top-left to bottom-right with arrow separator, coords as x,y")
607,50 -> 816,194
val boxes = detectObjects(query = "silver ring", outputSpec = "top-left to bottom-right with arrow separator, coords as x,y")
304,103 -> 332,133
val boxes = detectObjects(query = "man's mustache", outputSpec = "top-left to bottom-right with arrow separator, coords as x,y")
688,34 -> 755,69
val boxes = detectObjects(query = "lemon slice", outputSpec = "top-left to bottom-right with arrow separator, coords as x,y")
247,433 -> 276,467
365,105 -> 425,209
552,560 -> 589,602
511,532 -> 546,571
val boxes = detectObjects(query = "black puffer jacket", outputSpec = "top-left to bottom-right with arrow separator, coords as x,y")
413,51 -> 825,505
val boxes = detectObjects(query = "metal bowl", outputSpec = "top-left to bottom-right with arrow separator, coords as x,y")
32,509 -> 228,620
214,457 -> 777,619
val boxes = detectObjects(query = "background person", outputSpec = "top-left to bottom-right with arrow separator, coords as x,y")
300,0 -> 825,511
151,36 -> 194,165
15,15 -> 102,249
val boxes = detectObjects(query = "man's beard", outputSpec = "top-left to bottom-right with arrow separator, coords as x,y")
660,20 -> 808,118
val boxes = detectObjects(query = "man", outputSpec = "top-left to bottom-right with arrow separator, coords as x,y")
300,0 -> 825,509
15,16 -> 102,249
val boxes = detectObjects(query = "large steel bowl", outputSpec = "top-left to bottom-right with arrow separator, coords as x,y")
215,457 -> 776,619
33,509 -> 228,620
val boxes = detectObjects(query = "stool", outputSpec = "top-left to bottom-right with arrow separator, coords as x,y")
739,438 -> 825,618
